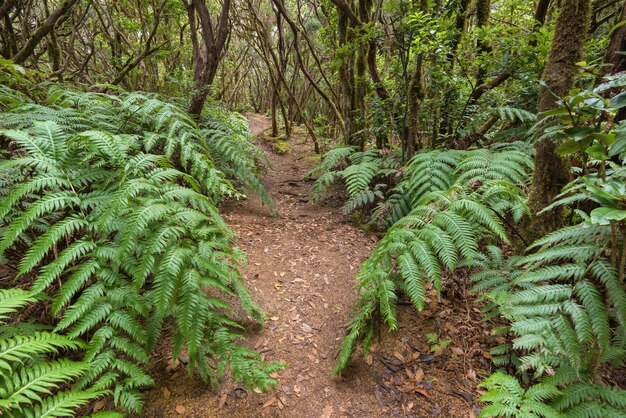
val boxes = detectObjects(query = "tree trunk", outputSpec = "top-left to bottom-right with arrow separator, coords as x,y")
526,0 -> 591,243
474,0 -> 491,90
271,91 -> 279,136
439,0 -> 471,138
12,0 -> 79,64
185,0 -> 232,117
0,0 -> 18,20
606,1 -> 626,73
406,54 -> 423,159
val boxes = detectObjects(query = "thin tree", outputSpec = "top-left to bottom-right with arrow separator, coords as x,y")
183,0 -> 232,116
526,0 -> 592,242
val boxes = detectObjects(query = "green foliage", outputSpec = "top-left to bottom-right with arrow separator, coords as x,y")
382,146 -> 532,225
310,145 -> 532,230
474,152 -> 626,416
330,143 -> 533,374
0,85 -> 271,206
0,85 -> 283,415
479,373 -> 562,418
0,289 -> 107,418
334,178 -> 529,374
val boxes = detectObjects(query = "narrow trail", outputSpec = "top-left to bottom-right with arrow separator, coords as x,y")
143,115 -> 383,417
143,115 -> 489,417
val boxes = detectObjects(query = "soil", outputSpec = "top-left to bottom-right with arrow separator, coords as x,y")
141,115 -> 499,418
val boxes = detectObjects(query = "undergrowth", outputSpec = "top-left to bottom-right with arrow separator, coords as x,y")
0,66 -> 282,417
317,77 -> 626,416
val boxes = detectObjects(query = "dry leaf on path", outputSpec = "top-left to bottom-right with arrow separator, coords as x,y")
416,388 -> 431,399
163,388 -> 171,399
175,405 -> 186,414
263,396 -> 277,408
92,399 -> 107,412
451,347 -> 464,356
320,405 -> 333,418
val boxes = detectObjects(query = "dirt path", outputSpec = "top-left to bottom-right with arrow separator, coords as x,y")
142,115 -> 490,418
143,115 -> 383,417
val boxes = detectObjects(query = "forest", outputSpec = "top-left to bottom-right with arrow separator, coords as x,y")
0,0 -> 626,417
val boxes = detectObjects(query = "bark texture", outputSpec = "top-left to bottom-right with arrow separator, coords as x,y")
12,0 -> 79,64
184,0 -> 232,116
606,1 -> 626,73
527,0 -> 591,243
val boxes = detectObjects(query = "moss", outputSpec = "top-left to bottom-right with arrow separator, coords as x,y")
304,154 -> 321,163
350,212 -> 376,236
271,140 -> 290,155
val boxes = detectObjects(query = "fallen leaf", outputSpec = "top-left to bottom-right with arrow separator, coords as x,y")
263,396 -> 276,408
320,405 -> 333,418
175,405 -> 186,414
396,382 -> 416,393
451,347 -> 464,356
166,358 -> 180,372
92,399 -> 107,412
218,394 -> 227,408
163,388 -> 171,399
393,351 -> 405,362
274,282 -> 282,291
482,351 -> 492,359
270,316 -> 279,321
301,323 -> 313,333
415,368 -> 425,383
365,354 -> 373,365
416,388 -> 431,399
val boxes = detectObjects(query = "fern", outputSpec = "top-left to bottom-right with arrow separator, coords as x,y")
334,180 -> 527,375
493,106 -> 537,124
342,186 -> 385,215
475,220 -> 626,416
308,147 -> 399,208
479,373 -> 562,418
384,148 -> 532,224
0,290 -> 106,417
0,83 -> 284,415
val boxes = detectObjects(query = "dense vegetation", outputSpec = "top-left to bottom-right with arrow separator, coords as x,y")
1,0 -> 626,416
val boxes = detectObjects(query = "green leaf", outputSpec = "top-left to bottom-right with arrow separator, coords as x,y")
585,143 -> 609,160
611,91 -> 626,109
590,207 -> 626,225
557,140 -> 584,156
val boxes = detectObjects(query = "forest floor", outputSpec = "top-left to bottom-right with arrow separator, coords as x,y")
141,115 -> 499,418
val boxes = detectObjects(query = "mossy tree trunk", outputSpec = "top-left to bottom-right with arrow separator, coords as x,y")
606,1 -> 626,74
526,0 -> 591,243
474,0 -> 491,90
184,0 -> 232,117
